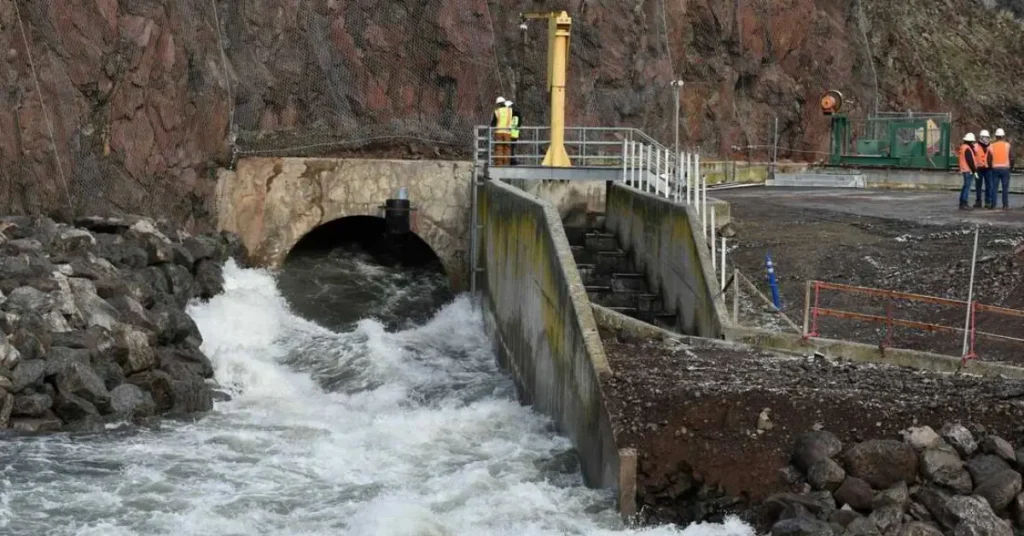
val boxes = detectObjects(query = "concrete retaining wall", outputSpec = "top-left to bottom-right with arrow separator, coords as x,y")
476,179 -> 620,491
604,183 -> 729,338
506,180 -> 606,224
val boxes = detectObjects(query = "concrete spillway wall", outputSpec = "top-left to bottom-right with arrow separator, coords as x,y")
476,179 -> 620,491
605,183 -> 728,338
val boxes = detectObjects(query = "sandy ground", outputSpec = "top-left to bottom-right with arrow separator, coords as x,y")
714,187 -> 1024,364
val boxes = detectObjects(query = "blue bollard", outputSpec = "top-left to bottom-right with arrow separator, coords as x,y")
766,253 -> 782,310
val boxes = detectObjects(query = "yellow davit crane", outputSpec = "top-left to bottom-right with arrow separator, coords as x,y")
519,10 -> 572,167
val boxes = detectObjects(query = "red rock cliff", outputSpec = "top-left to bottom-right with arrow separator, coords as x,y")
2,0 -> 1022,227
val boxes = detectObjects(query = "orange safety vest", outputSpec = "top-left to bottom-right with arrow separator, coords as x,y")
990,140 -> 1011,169
494,107 -> 512,133
974,144 -> 990,169
958,144 -> 974,172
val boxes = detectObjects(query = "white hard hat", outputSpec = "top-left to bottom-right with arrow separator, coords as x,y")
980,130 -> 990,138
496,96 -> 505,104
964,133 -> 976,142
996,128 -> 1006,137
505,100 -> 513,107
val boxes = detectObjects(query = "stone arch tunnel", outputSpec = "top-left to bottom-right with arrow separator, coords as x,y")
215,157 -> 472,290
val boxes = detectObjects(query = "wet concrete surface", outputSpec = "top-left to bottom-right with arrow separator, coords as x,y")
715,187 -> 1024,228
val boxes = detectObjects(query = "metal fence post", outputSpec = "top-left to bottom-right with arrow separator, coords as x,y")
621,138 -> 627,182
711,209 -> 717,269
802,280 -> 812,337
721,237 -> 727,291
733,268 -> 740,323
654,147 -> 661,196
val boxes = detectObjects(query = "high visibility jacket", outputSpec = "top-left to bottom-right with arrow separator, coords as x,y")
493,107 -> 512,134
990,140 -> 1012,169
510,115 -> 520,139
974,143 -> 990,169
959,143 -> 976,173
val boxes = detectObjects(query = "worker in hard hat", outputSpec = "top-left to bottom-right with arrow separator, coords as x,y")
958,133 -> 978,210
506,100 -> 521,166
989,128 -> 1013,210
490,96 -> 513,166
975,130 -> 992,208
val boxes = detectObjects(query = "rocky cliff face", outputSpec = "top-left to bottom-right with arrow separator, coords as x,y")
2,0 -> 1023,227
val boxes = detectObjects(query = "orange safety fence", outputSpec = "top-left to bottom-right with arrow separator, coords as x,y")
801,280 -> 1024,365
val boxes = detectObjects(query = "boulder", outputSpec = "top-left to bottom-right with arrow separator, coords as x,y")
868,505 -> 903,534
194,259 -> 224,299
772,517 -> 835,536
974,470 -> 1022,512
51,273 -> 84,327
911,487 -> 955,529
835,477 -> 875,512
168,376 -> 213,414
902,427 -> 943,451
53,360 -> 111,411
844,516 -> 881,536
10,416 -> 62,432
920,446 -> 973,494
68,278 -> 120,330
944,495 -> 1012,536
794,431 -> 844,471
171,244 -> 195,269
873,482 -> 910,512
966,455 -> 1013,486
980,436 -> 1016,463
41,311 -> 71,333
0,340 -> 20,368
843,440 -> 919,489
5,238 -> 43,254
0,392 -> 13,428
3,286 -> 53,315
766,492 -> 837,522
94,235 -> 148,269
183,235 -> 224,263
150,305 -> 202,345
57,228 -> 95,251
940,424 -> 978,458
52,390 -> 99,422
111,325 -> 157,374
896,522 -> 943,536
1011,492 -> 1024,528
9,324 -> 48,361
67,252 -> 120,281
44,347 -> 91,376
107,295 -> 158,334
829,509 -> 863,527
127,370 -> 175,412
10,359 -> 46,392
157,345 -> 214,380
809,458 -> 847,492
109,383 -> 156,419
160,263 -> 196,308
908,502 -> 933,522
12,393 -> 52,417
90,358 -> 126,391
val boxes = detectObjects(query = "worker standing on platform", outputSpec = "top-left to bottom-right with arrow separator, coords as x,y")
975,130 -> 992,208
490,96 -> 513,166
506,100 -> 522,166
958,133 -> 978,210
990,128 -> 1013,210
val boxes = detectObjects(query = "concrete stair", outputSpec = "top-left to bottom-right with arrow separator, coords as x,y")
769,172 -> 866,188
566,222 -> 677,330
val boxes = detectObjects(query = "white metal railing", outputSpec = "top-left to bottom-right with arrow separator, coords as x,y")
473,124 -> 730,305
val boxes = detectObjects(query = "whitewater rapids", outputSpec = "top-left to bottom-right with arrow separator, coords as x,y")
0,259 -> 753,536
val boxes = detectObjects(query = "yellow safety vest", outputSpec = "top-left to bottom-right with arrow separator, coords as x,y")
494,107 -> 512,133
510,115 -> 520,139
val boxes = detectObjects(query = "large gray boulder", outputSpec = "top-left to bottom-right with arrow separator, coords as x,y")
974,470 -> 1022,512
966,455 -> 1012,487
944,495 -> 1012,536
10,359 -> 46,392
12,393 -> 52,417
3,286 -> 53,315
843,440 -> 919,489
809,458 -> 847,492
941,424 -> 978,458
980,436 -> 1016,464
920,446 -> 973,494
109,383 -> 156,419
794,431 -> 843,471
53,360 -> 110,412
111,324 -> 157,374
69,278 -> 119,330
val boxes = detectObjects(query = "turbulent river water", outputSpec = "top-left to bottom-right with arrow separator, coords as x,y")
0,248 -> 752,536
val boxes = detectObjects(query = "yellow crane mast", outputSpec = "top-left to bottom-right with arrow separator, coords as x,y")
520,10 -> 572,167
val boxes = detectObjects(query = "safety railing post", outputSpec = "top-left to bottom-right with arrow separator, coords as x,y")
621,138 -> 627,182
654,148 -> 661,197
701,173 -> 708,238
721,236 -> 727,292
630,141 -> 637,186
711,209 -> 717,269
686,152 -> 692,205
802,280 -> 812,337
733,268 -> 740,323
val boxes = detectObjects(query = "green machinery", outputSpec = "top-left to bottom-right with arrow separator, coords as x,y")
821,90 -> 955,170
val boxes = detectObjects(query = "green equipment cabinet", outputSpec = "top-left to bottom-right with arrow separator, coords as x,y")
827,113 -> 955,170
